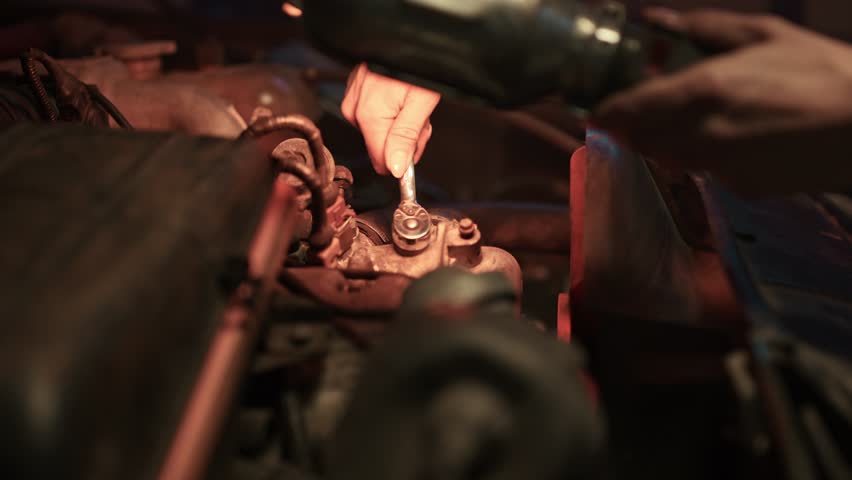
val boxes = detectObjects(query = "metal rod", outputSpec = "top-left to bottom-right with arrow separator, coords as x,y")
400,163 -> 417,204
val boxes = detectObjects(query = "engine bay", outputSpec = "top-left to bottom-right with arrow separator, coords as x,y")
1,5 -> 850,480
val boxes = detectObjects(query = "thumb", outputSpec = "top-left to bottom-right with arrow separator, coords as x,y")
384,89 -> 440,178
644,8 -> 783,50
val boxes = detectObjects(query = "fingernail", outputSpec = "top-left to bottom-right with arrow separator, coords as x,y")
389,151 -> 411,178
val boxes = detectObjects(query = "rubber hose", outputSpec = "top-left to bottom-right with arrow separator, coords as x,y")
241,114 -> 333,191
276,154 -> 334,249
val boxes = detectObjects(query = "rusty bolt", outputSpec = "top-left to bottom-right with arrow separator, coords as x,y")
459,218 -> 476,239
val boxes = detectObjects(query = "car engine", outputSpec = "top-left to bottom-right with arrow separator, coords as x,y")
1,4 -> 850,480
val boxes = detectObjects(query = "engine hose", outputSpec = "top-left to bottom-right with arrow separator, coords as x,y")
240,114 -> 334,192
87,85 -> 133,129
275,154 -> 334,249
19,49 -> 58,122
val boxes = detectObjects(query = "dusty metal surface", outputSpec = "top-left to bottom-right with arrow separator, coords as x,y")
0,55 -> 248,136
0,54 -> 321,138
168,64 -> 322,123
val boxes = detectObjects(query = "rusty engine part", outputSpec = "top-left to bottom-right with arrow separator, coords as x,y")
239,113 -> 523,299
342,211 -> 522,293
242,111 -> 345,251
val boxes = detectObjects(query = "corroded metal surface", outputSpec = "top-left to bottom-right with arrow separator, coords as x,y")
338,213 -> 523,294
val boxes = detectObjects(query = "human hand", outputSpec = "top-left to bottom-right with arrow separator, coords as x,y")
341,63 -> 441,178
591,9 -> 852,194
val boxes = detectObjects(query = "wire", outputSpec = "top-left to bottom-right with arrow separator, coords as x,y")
87,85 -> 133,129
19,48 -> 133,129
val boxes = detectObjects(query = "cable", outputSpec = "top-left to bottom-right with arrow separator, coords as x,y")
19,48 -> 133,129
275,153 -> 334,250
87,85 -> 133,129
19,49 -> 58,122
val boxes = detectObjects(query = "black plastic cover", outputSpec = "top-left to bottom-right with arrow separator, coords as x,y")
0,124 -> 274,479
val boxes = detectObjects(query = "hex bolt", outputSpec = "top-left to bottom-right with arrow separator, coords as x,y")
459,218 -> 476,239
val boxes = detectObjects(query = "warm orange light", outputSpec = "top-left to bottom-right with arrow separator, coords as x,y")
282,2 -> 303,17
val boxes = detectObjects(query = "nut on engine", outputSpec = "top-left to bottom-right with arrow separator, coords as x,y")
392,201 -> 432,254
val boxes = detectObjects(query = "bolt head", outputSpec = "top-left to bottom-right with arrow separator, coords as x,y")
458,217 -> 477,239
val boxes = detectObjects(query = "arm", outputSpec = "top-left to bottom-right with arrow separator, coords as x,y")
592,9 -> 852,194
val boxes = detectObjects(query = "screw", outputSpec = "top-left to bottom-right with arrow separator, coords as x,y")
459,218 -> 476,239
